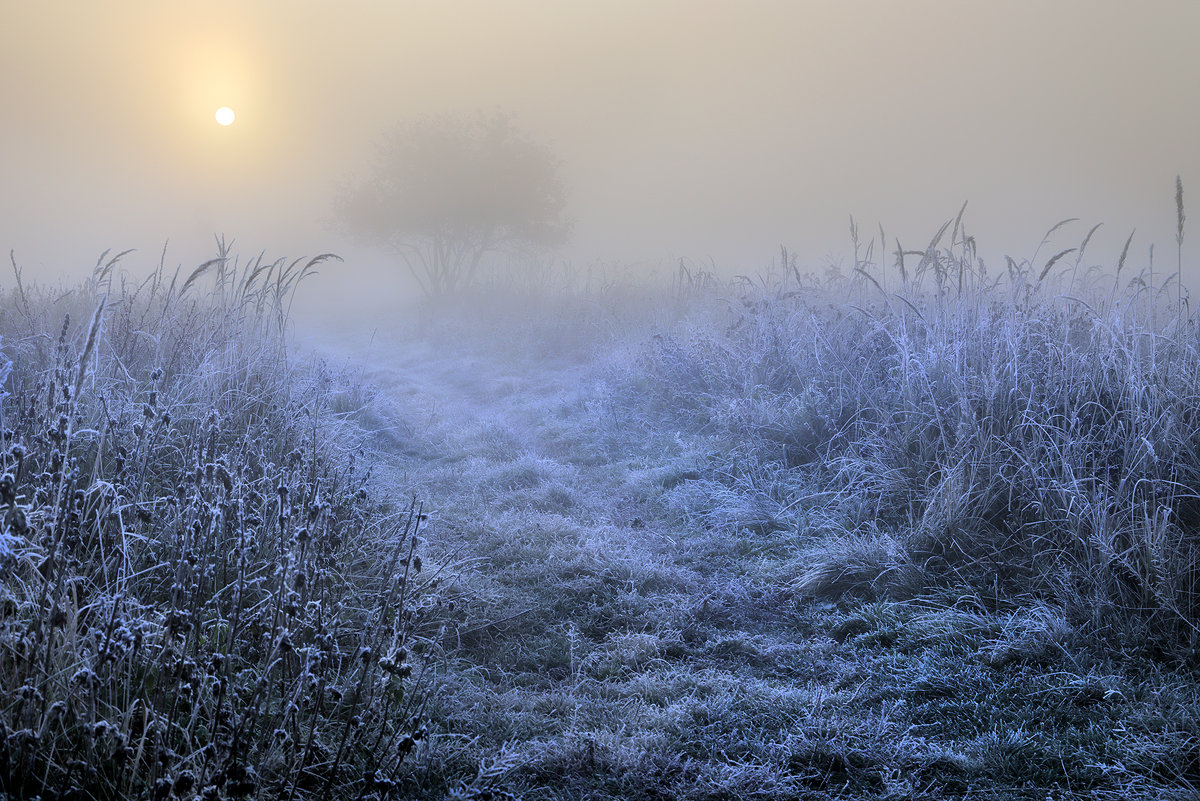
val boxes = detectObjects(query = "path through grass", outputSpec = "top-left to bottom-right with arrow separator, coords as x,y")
308,327 -> 1199,801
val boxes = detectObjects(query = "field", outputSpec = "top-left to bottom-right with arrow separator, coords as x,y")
3,218 -> 1200,800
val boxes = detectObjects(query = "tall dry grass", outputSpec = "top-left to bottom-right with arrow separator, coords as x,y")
0,247 -> 443,800
634,198 -> 1200,660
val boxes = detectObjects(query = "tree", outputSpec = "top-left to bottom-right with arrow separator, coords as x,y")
337,112 -> 570,296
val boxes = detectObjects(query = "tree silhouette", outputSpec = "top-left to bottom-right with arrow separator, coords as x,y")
338,112 -> 570,296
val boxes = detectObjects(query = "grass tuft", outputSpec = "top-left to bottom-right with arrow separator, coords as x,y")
0,250 -> 442,800
631,206 -> 1200,662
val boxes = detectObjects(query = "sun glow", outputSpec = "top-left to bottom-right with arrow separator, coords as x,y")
215,106 -> 235,126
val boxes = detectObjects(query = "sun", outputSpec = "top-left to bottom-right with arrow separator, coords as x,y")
215,107 -> 235,126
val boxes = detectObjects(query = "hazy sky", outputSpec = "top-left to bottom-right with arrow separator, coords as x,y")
2,1 -> 1197,295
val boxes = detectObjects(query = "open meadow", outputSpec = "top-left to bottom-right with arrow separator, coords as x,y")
3,218 -> 1200,800
4,3 -> 1198,799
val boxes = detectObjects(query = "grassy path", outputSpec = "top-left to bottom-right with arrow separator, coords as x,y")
348,338 -> 863,799
309,329 -> 1198,800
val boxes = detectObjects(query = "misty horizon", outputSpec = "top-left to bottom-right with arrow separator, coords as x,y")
1,1 -> 1197,298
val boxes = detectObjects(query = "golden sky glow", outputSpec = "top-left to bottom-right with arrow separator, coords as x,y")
0,1 -> 1197,287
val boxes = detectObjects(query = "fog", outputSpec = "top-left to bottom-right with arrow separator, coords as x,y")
2,1 -> 1198,308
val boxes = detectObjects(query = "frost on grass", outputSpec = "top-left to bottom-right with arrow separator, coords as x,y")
0,253 -> 443,800
633,219 -> 1200,659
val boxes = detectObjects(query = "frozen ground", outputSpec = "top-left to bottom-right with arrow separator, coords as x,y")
299,320 -> 1200,801
7,247 -> 1199,799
